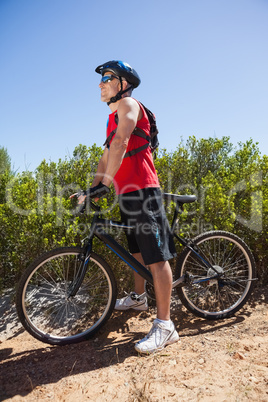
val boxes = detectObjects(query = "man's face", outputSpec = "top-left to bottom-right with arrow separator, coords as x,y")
99,71 -> 121,103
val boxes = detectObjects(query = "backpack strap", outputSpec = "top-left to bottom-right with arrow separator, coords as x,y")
103,127 -> 150,155
123,127 -> 150,157
103,128 -> 116,149
103,113 -> 118,149
124,143 -> 149,158
103,108 -> 153,156
131,127 -> 150,141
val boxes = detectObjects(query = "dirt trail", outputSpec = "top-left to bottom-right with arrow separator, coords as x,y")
0,287 -> 267,401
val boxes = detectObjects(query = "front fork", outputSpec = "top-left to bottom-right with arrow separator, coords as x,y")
67,239 -> 92,297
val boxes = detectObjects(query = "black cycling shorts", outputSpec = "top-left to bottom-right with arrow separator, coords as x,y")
118,188 -> 177,265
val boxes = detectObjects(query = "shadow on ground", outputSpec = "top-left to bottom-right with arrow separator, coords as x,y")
0,286 -> 266,401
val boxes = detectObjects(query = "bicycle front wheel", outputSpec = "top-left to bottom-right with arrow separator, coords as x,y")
16,247 -> 117,345
175,231 -> 256,320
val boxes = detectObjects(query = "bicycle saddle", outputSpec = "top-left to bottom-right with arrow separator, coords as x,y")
162,193 -> 197,204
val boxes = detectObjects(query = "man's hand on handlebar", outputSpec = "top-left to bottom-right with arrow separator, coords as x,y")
84,182 -> 110,199
69,182 -> 110,205
69,192 -> 86,205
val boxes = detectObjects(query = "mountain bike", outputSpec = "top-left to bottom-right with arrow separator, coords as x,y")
16,193 -> 257,346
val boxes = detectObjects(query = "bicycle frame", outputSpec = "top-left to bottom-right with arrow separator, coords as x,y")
78,195 -> 222,292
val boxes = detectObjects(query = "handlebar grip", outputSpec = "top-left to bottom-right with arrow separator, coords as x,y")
78,202 -> 86,214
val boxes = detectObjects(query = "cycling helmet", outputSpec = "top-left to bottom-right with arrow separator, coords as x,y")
95,60 -> 141,105
95,60 -> 141,88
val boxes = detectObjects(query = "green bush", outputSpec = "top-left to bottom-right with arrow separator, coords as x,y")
0,139 -> 267,292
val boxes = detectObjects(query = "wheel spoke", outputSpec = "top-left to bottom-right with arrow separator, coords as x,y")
17,248 -> 116,345
176,231 -> 255,319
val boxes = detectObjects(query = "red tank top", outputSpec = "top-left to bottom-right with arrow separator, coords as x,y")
106,100 -> 159,194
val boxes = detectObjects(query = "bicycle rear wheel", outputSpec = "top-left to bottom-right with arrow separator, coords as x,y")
16,247 -> 117,345
175,231 -> 256,319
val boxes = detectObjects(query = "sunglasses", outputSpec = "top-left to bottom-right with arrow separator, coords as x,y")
100,75 -> 119,84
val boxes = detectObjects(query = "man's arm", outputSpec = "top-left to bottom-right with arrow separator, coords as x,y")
70,98 -> 140,203
69,147 -> 109,204
102,97 -> 141,187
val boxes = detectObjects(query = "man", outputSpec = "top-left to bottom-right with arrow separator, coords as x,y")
76,60 -> 179,354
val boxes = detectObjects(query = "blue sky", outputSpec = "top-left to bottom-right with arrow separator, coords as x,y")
0,0 -> 268,173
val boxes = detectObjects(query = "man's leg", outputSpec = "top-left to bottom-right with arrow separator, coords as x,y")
132,252 -> 146,295
114,252 -> 148,311
149,260 -> 173,320
134,260 -> 179,354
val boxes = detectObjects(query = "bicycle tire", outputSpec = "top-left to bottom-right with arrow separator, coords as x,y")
16,247 -> 117,345
175,231 -> 256,320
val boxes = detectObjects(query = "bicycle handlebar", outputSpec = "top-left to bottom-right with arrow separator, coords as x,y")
76,191 -> 197,215
75,183 -> 110,214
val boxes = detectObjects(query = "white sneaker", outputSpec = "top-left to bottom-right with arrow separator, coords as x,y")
135,319 -> 179,354
114,292 -> 148,311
